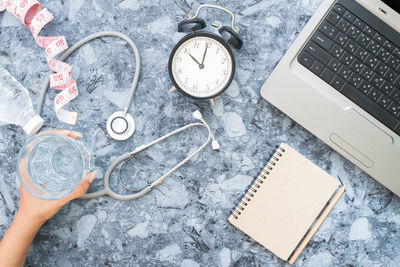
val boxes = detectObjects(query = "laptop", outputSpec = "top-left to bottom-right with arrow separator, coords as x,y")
260,0 -> 400,196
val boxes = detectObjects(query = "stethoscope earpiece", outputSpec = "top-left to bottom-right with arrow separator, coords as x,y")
192,110 -> 220,151
106,111 -> 135,141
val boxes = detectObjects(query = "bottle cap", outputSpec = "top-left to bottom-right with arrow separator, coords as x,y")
23,115 -> 44,135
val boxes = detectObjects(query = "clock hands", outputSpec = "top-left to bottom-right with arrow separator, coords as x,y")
188,42 -> 208,69
189,53 -> 202,69
169,34 -> 236,101
201,42 -> 208,67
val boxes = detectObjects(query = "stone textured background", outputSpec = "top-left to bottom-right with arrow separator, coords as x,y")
0,0 -> 399,266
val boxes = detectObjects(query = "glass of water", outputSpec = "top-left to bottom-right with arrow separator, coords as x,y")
17,133 -> 92,200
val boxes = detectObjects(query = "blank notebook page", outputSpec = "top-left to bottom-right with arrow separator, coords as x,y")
229,143 -> 339,261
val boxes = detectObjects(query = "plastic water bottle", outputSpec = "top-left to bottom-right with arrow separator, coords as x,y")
0,65 -> 44,135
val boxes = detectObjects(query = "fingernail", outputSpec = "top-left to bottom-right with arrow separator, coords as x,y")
88,170 -> 97,183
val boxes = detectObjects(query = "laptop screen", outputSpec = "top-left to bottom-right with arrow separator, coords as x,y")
381,0 -> 400,14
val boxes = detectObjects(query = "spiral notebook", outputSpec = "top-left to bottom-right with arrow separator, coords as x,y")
228,143 -> 345,264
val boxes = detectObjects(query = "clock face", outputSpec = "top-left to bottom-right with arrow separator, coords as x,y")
168,33 -> 235,99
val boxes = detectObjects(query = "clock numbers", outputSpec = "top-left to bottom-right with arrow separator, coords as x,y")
170,35 -> 234,98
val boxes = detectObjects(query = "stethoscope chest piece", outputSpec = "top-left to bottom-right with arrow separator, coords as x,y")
106,111 -> 135,141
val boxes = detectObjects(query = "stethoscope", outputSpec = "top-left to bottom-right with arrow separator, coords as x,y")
37,31 -> 140,141
80,110 -> 219,200
36,32 -> 220,200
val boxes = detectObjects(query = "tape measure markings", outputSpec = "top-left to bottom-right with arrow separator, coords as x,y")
1,0 -> 79,125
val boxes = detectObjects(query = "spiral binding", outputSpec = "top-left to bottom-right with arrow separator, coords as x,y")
231,145 -> 286,219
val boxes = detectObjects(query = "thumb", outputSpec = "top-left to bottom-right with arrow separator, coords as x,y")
65,171 -> 97,201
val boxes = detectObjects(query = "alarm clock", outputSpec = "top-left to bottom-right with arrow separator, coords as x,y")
168,4 -> 243,104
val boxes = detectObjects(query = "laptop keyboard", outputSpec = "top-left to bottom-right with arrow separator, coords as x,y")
298,3 -> 400,136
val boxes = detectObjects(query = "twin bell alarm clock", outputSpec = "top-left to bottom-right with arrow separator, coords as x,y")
168,4 -> 243,105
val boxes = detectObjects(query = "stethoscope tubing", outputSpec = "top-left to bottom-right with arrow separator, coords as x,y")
36,31 -> 141,117
80,122 -> 213,200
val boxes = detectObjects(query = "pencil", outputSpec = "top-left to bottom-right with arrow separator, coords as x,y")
288,185 -> 346,264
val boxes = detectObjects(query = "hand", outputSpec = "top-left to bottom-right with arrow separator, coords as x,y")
0,130 -> 97,267
189,53 -> 202,68
17,129 -> 97,226
200,42 -> 208,66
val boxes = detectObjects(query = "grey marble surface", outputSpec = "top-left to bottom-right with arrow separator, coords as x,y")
0,0 -> 399,266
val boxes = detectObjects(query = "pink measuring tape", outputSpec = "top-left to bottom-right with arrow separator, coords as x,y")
0,0 -> 78,124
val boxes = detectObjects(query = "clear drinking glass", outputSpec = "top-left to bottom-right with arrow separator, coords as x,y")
17,133 -> 92,200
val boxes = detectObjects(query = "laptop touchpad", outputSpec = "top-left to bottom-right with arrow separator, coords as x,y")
345,107 -> 394,145
330,108 -> 394,168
